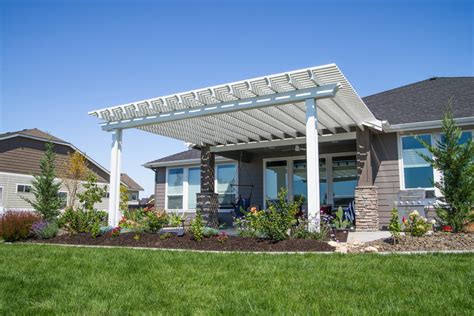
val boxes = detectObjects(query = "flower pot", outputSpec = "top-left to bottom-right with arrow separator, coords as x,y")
334,229 -> 349,242
442,225 -> 453,233
463,222 -> 474,233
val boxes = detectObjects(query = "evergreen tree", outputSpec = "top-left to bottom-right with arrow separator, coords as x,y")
417,103 -> 474,232
388,208 -> 402,244
24,142 -> 62,221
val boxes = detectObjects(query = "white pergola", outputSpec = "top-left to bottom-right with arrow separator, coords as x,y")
89,63 -> 381,230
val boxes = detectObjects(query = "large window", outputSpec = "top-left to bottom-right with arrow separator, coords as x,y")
216,164 -> 237,207
165,163 -> 237,210
167,168 -> 184,209
187,167 -> 200,209
265,160 -> 287,203
401,134 -> 433,188
292,159 -> 327,205
332,156 -> 357,207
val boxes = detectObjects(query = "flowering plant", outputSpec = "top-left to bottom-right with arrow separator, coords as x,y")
402,210 -> 432,237
217,231 -> 229,243
110,226 -> 121,238
31,220 -> 58,239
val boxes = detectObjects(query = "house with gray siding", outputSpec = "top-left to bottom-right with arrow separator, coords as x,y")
0,128 -> 143,212
88,64 -> 473,230
142,76 -> 473,229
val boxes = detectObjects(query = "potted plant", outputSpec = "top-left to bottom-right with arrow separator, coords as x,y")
331,206 -> 351,242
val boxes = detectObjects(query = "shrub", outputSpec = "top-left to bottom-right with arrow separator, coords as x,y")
291,218 -> 331,241
31,220 -> 59,239
203,227 -> 219,238
402,210 -> 432,237
0,211 -> 40,241
58,208 -> 108,235
110,227 -> 121,238
144,210 -> 169,233
388,208 -> 402,244
190,212 -> 204,242
217,231 -> 228,243
160,232 -> 172,240
236,188 -> 300,241
331,207 -> 351,230
77,172 -> 107,211
168,212 -> 185,227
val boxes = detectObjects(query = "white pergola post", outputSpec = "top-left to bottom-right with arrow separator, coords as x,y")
305,98 -> 320,232
108,129 -> 122,227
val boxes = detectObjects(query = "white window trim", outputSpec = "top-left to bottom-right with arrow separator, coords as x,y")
165,162 -> 238,211
262,152 -> 356,209
16,183 -> 32,194
398,129 -> 473,193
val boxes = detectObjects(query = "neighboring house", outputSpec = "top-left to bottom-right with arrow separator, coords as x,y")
89,64 -> 473,230
0,128 -> 143,212
120,173 -> 144,205
143,76 -> 473,229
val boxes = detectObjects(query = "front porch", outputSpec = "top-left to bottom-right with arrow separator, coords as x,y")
89,64 -> 383,232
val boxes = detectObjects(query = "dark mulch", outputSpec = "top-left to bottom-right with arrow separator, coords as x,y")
353,232 -> 474,252
29,233 -> 335,252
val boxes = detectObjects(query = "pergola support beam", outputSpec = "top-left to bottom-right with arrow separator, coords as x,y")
305,98 -> 320,232
100,84 -> 340,131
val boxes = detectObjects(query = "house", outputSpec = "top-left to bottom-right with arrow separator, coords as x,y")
88,64 -> 473,230
0,128 -> 143,212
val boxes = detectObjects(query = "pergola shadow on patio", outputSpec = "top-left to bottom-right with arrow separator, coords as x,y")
89,64 -> 382,231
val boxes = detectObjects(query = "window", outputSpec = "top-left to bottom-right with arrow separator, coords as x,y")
167,168 -> 184,209
17,184 -> 32,193
187,167 -> 200,209
401,134 -> 434,188
216,164 -> 237,207
332,156 -> 357,207
265,160 -> 287,203
130,193 -> 138,201
441,130 -> 472,145
104,192 -> 110,199
58,192 -> 67,209
292,159 -> 327,205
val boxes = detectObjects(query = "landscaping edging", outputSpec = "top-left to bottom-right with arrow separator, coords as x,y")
6,242 -> 474,255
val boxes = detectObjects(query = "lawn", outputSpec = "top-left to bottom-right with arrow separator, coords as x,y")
0,244 -> 472,315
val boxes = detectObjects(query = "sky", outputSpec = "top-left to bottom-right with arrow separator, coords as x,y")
1,0 -> 473,198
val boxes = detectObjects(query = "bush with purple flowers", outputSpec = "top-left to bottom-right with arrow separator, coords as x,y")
31,220 -> 59,239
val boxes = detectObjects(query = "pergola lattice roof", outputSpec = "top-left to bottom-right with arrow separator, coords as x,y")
89,63 -> 381,146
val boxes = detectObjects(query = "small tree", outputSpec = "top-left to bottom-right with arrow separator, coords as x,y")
60,151 -> 89,208
388,208 -> 402,244
77,172 -> 107,210
23,142 -> 62,221
417,104 -> 474,232
120,184 -> 129,212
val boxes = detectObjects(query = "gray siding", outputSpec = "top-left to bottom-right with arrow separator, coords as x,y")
371,132 -> 400,227
154,167 -> 166,210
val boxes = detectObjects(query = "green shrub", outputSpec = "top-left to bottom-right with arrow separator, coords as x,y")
237,188 -> 300,241
190,212 -> 204,242
160,232 -> 172,240
0,211 -> 41,241
168,212 -> 185,227
31,220 -> 59,239
58,208 -> 108,236
203,227 -> 219,238
144,210 -> 169,233
389,208 -> 402,244
402,210 -> 432,237
291,219 -> 330,241
120,209 -> 169,233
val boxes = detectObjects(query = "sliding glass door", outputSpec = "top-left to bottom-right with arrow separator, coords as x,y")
292,159 -> 327,205
264,160 -> 287,204
332,156 -> 357,207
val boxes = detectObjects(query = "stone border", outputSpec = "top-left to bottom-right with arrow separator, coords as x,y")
5,242 -> 474,255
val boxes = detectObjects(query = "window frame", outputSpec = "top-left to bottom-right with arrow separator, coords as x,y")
262,152 -> 356,209
16,184 -> 32,193
165,162 -> 238,211
398,129 -> 473,192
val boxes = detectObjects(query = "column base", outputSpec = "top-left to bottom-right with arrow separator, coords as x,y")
197,192 -> 219,228
354,186 -> 379,231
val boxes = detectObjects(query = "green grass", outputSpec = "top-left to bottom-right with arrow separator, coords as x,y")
0,244 -> 472,315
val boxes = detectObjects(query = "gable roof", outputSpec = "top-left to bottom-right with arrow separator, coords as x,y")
0,128 -> 143,190
363,77 -> 474,125
0,128 -> 67,144
146,149 -> 201,164
121,173 -> 144,191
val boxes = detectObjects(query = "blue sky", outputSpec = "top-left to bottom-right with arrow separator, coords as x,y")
1,0 -> 472,197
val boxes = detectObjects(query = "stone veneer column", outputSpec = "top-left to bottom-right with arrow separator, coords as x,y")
196,145 -> 219,228
355,128 -> 379,231
354,186 -> 379,231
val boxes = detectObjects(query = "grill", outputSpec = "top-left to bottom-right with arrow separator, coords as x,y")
396,189 -> 437,221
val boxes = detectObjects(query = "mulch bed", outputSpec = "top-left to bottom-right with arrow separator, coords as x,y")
29,233 -> 335,252
352,232 -> 474,252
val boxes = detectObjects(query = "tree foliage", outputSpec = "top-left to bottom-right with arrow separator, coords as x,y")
77,172 -> 107,211
23,142 -> 62,221
60,151 -> 89,208
120,184 -> 129,212
417,104 -> 474,232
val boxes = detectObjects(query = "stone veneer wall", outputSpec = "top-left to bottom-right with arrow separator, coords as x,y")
355,186 -> 379,231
